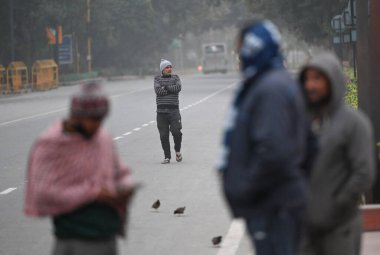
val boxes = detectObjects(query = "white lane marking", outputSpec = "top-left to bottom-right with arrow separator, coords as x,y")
0,87 -> 150,128
0,108 -> 67,128
195,83 -> 235,106
112,83 -> 236,141
110,87 -> 151,99
103,83 -> 233,142
0,188 -> 17,195
217,219 -> 246,255
0,83 -> 237,197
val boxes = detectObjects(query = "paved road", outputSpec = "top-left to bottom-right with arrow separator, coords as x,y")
0,73 -> 256,255
0,73 -> 377,255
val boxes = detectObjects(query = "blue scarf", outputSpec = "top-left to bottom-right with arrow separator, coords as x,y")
217,21 -> 284,171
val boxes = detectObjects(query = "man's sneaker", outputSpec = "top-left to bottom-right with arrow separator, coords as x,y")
161,158 -> 170,164
176,153 -> 183,162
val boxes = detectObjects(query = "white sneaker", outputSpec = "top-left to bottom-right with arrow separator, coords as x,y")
161,158 -> 170,164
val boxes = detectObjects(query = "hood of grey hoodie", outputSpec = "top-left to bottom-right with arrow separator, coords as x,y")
299,53 -> 346,114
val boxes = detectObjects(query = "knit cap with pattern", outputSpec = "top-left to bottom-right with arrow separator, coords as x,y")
70,82 -> 109,118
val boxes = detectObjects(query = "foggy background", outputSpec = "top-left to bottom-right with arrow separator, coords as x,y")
0,0 -> 351,76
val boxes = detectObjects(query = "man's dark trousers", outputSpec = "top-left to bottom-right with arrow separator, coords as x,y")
157,110 -> 182,159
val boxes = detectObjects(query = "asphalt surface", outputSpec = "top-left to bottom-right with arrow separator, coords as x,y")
0,73 -> 255,255
1,73 -> 377,255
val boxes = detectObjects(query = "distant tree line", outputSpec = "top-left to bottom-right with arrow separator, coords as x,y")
0,0 -> 346,74
0,0 -> 250,74
242,0 -> 348,44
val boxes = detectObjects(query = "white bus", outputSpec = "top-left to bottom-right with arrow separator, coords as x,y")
201,43 -> 228,74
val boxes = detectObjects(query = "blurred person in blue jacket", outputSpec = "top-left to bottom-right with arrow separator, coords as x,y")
218,20 -> 311,255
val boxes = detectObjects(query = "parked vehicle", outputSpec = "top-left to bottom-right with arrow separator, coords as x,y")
201,43 -> 228,74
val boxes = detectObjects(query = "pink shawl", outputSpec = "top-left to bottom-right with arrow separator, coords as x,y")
24,121 -> 132,218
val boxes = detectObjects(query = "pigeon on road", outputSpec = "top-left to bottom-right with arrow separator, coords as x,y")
152,200 -> 160,210
173,207 -> 186,215
212,236 -> 223,246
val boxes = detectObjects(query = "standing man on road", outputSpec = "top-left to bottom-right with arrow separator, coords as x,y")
218,20 -> 309,255
154,59 -> 183,164
24,82 -> 135,255
299,53 -> 376,255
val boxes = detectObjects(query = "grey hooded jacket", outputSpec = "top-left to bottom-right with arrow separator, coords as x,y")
299,54 -> 376,231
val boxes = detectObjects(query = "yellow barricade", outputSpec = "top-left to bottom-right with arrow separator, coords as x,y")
7,62 -> 29,94
32,59 -> 59,91
0,65 -> 5,94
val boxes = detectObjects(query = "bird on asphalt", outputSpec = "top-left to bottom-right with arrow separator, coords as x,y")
212,236 -> 223,247
173,206 -> 186,215
152,200 -> 160,210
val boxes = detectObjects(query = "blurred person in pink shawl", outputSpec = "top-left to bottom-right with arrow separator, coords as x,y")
24,82 -> 135,255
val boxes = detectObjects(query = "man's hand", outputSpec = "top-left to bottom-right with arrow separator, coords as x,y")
117,183 -> 142,204
96,188 -> 117,203
96,184 -> 141,205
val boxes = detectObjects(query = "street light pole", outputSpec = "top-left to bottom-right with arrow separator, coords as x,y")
357,0 -> 370,113
349,0 -> 357,78
369,0 -> 380,142
9,0 -> 15,62
86,0 -> 92,73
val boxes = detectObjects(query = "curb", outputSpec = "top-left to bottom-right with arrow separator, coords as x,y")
362,205 -> 380,231
59,77 -> 104,87
60,75 -> 143,86
106,75 -> 143,82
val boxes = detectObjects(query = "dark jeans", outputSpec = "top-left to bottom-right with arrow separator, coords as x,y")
157,111 -> 182,159
246,206 -> 304,255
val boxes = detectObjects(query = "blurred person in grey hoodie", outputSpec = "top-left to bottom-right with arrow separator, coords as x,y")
299,53 -> 376,255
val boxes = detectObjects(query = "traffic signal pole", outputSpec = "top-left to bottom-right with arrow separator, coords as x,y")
369,0 -> 380,143
357,0 -> 380,203
357,0 -> 370,113
9,0 -> 15,62
357,0 -> 380,141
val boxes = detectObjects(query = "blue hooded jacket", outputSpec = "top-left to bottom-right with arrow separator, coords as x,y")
219,21 -> 309,217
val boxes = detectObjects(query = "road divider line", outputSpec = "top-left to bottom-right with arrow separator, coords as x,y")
0,87 -> 151,128
0,187 -> 17,195
0,108 -> 68,128
110,87 -> 151,99
217,219 -> 246,255
116,82 -> 236,141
